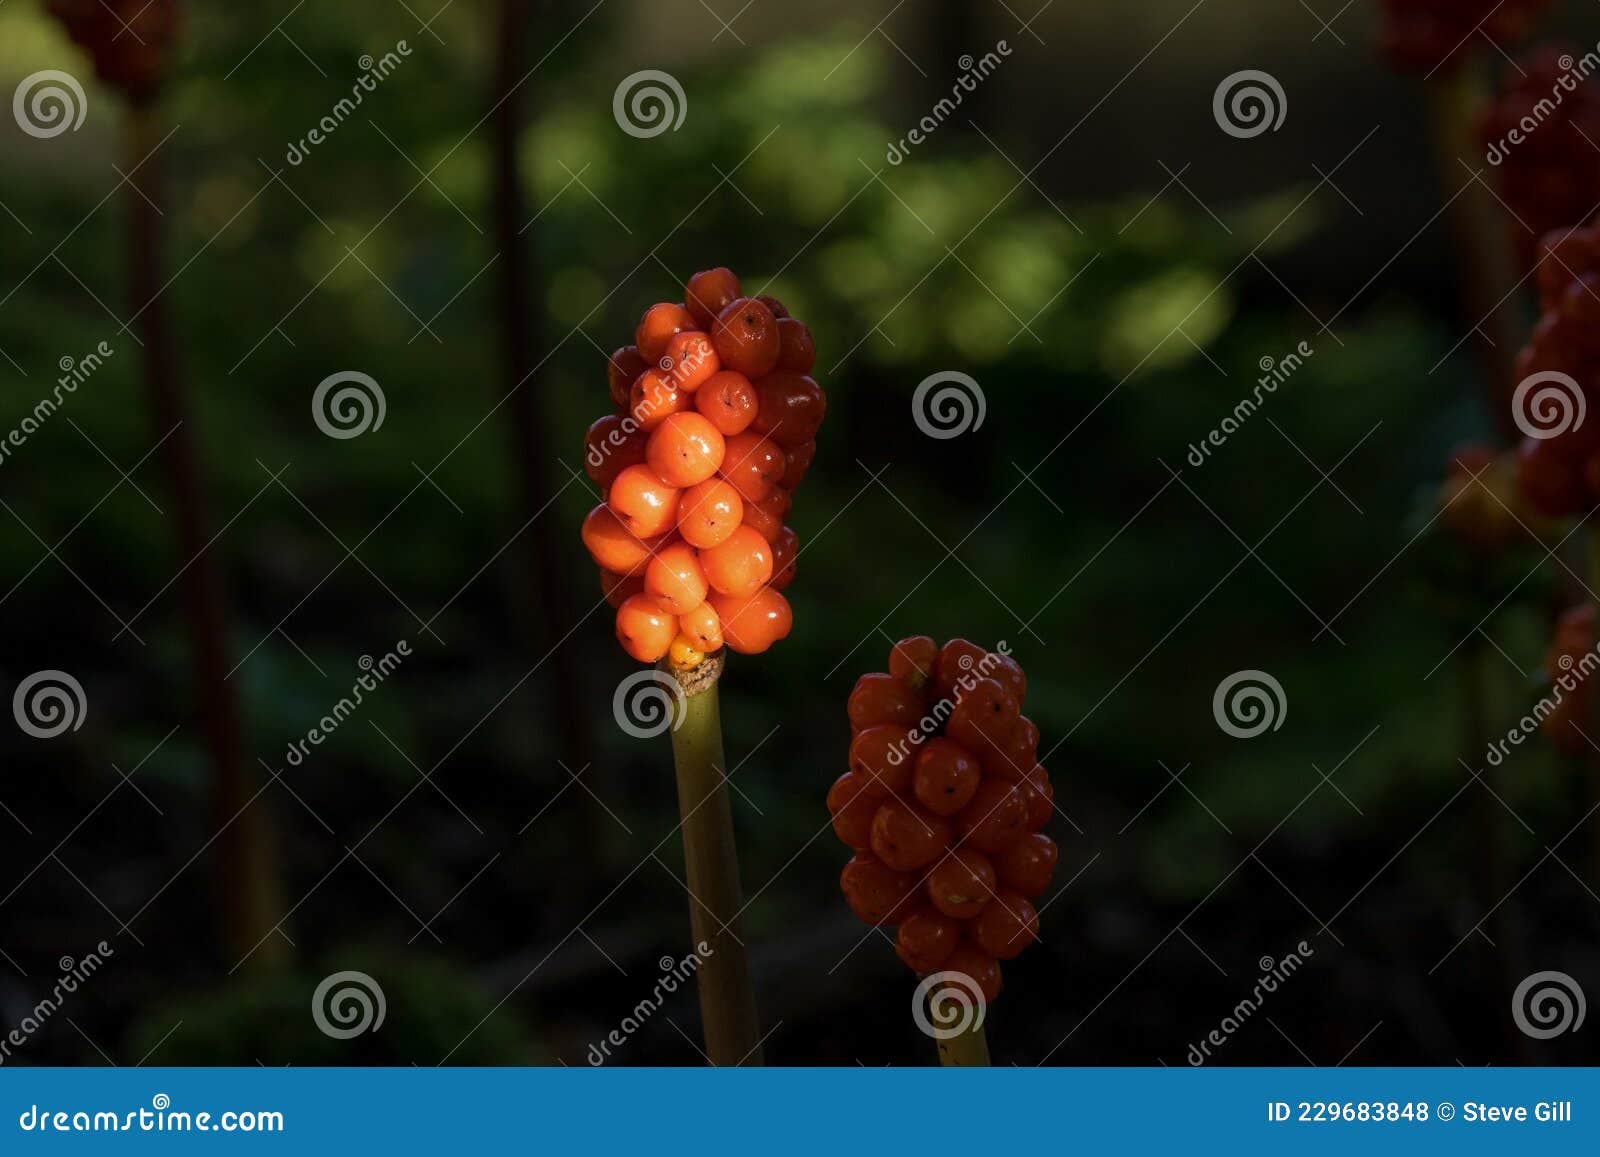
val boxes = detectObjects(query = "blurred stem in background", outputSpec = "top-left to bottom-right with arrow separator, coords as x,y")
491,0 -> 598,821
125,101 -> 288,971
1589,530 -> 1600,902
1456,603 -> 1528,1062
1424,59 -> 1522,444
1430,57 -> 1532,1060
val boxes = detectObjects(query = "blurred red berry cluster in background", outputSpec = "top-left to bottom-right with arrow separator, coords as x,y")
832,638 -> 1057,1005
48,0 -> 182,101
1514,222 -> 1600,518
1378,0 -> 1550,74
1480,43 -> 1600,264
580,268 -> 825,667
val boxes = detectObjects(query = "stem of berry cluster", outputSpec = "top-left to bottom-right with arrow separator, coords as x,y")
936,1021 -> 990,1067
660,651 -> 763,1065
1424,60 -> 1523,441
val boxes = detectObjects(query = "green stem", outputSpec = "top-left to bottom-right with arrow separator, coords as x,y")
936,1020 -> 990,1067
663,653 -> 763,1066
1425,58 -> 1524,442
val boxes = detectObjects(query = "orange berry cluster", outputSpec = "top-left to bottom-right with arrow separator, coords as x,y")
1482,44 -> 1600,265
48,0 -> 182,101
1515,221 -> 1600,517
1377,0 -> 1549,74
1539,604 -> 1594,753
580,268 -> 825,668
831,638 -> 1056,1005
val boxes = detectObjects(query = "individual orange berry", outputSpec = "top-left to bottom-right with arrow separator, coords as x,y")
741,486 -> 788,542
847,725 -> 916,796
779,439 -> 815,490
979,716 -> 1040,781
677,478 -> 744,549
750,371 -> 826,448
989,652 -> 1027,705
678,601 -> 724,653
662,330 -> 719,393
1020,763 -> 1054,831
956,778 -> 1028,856
615,592 -> 676,662
584,413 -> 647,492
630,368 -> 692,432
888,635 -> 938,694
693,370 -> 759,436
607,463 -> 680,538
1518,435 -> 1586,518
827,771 -> 878,849
718,431 -> 786,502
926,850 -> 996,919
912,738 -> 982,817
993,832 -> 1057,898
770,525 -> 798,590
709,587 -> 792,654
635,302 -> 696,362
669,634 -> 705,671
581,504 -> 660,575
895,911 -> 962,974
847,672 -> 925,730
775,317 -> 816,373
933,638 -> 990,703
599,568 -> 643,609
606,345 -> 648,413
711,297 -> 781,378
840,853 -> 917,925
755,293 -> 789,319
643,540 -> 708,615
699,525 -> 773,597
684,267 -> 743,329
647,412 -> 726,487
870,797 -> 953,872
946,676 -> 1021,756
971,890 -> 1038,961
940,942 -> 1002,1004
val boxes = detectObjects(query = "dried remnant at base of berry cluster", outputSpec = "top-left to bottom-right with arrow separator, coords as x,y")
831,637 -> 1057,1005
580,267 -> 825,669
1377,0 -> 1550,74
49,0 -> 183,101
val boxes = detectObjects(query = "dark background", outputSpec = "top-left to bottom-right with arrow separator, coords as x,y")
0,0 -> 1596,1066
